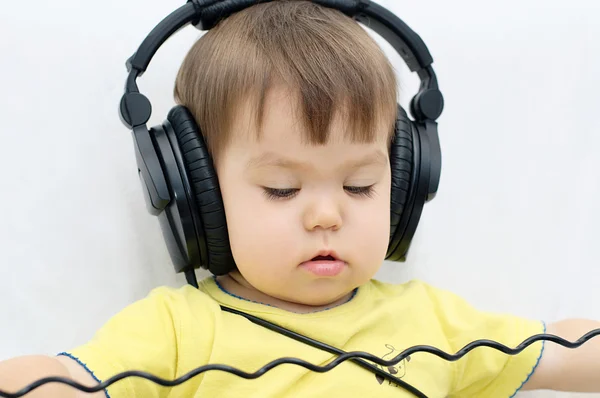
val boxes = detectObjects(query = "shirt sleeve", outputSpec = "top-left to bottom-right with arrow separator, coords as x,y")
57,286 -> 185,398
420,283 -> 546,398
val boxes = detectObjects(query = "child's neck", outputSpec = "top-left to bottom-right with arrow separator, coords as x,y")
216,272 -> 354,314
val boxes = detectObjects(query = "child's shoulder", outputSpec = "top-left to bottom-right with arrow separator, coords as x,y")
111,279 -> 224,325
367,277 -> 540,329
144,280 -> 215,303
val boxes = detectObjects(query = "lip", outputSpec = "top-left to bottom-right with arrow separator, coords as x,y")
307,250 -> 342,262
299,250 -> 346,277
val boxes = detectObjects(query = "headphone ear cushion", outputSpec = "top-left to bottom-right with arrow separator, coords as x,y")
388,105 -> 415,257
167,105 -> 236,276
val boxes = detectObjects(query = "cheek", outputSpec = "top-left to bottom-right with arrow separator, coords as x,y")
377,179 -> 392,237
349,176 -> 391,258
220,180 -> 298,265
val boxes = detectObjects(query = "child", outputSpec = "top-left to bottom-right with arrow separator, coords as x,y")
1,1 -> 599,397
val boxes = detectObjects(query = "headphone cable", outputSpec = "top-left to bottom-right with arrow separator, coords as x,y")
2,328 -> 600,398
221,305 -> 428,397
188,269 -> 425,395
4,272 -> 596,398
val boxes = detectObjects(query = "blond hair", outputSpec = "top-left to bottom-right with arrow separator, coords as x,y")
174,0 -> 397,161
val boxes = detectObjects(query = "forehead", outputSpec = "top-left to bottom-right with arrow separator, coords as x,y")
222,87 -> 390,172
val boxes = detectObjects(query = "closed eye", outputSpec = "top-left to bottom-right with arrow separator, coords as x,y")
262,187 -> 299,200
262,185 -> 376,200
344,185 -> 375,198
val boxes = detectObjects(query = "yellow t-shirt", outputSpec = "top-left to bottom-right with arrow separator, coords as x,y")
61,277 -> 545,398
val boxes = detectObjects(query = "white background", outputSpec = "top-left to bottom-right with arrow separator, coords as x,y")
0,0 -> 599,397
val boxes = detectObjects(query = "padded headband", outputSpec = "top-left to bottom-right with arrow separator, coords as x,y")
127,0 -> 434,78
124,1 -> 442,103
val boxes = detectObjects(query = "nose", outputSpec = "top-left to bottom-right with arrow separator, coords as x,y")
302,195 -> 343,232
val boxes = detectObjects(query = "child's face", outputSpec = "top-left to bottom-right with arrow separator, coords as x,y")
215,86 -> 391,306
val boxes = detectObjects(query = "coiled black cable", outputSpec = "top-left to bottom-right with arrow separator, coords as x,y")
2,327 -> 599,398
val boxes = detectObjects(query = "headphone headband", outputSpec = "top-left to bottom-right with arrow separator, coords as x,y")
188,0 -> 368,29
124,1 -> 439,93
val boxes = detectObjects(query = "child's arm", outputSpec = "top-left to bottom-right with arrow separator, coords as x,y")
0,354 -> 104,397
522,318 -> 600,392
0,284 -> 212,398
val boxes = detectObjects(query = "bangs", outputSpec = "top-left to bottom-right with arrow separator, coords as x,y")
174,0 -> 398,160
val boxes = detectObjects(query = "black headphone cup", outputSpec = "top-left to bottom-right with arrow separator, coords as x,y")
165,106 -> 236,276
146,121 -> 205,274
388,111 -> 420,262
396,129 -> 431,261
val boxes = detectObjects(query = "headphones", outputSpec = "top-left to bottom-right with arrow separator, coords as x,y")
118,0 -> 444,279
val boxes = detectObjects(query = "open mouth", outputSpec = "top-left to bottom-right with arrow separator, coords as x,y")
311,255 -> 336,261
301,252 -> 345,276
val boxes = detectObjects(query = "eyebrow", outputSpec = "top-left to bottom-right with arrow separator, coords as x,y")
246,150 -> 388,171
